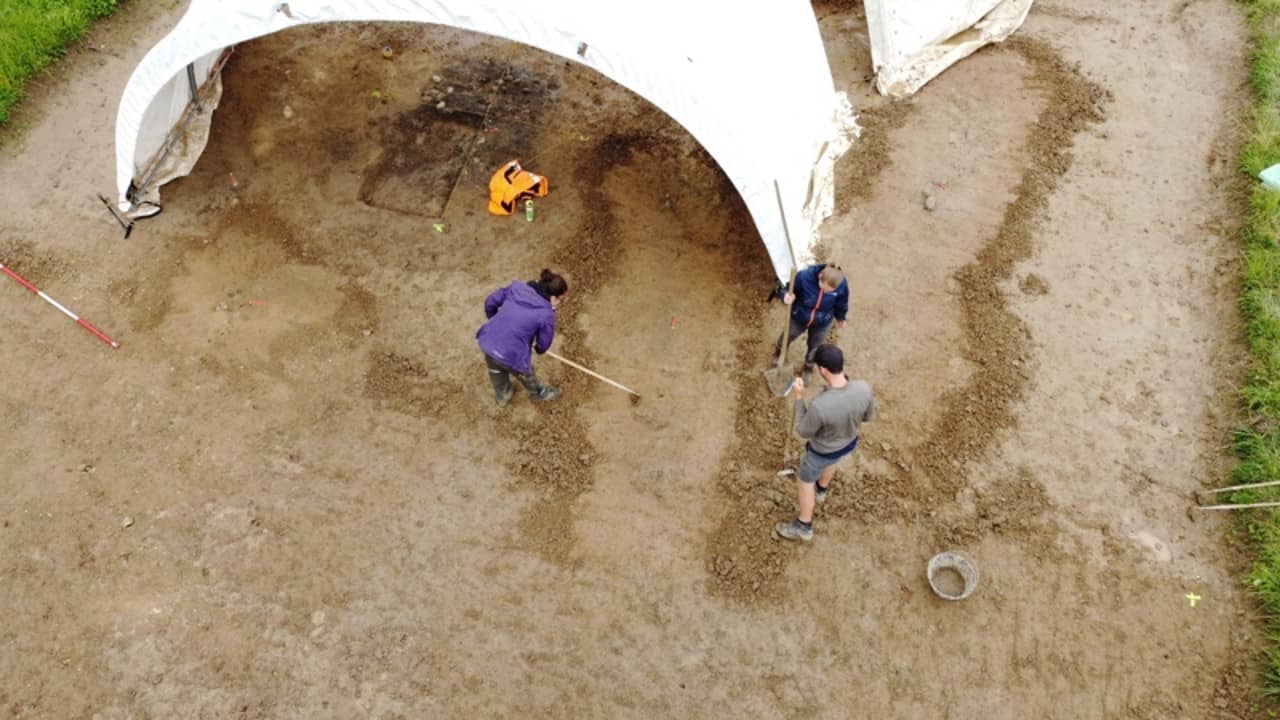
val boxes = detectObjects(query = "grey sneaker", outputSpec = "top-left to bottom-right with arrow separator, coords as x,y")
815,484 -> 830,505
774,520 -> 813,542
532,386 -> 562,402
495,385 -> 515,408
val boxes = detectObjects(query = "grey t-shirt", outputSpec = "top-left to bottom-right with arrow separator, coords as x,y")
794,379 -> 875,454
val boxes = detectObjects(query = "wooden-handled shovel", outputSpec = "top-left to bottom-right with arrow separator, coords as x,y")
763,179 -> 800,397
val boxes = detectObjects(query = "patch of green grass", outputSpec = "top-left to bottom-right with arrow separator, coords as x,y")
1251,0 -> 1280,43
1234,429 -> 1280,489
1240,0 -> 1280,702
1243,112 -> 1280,177
1252,34 -> 1280,103
0,0 -> 121,125
1250,186 -> 1280,242
1241,206 -> 1280,414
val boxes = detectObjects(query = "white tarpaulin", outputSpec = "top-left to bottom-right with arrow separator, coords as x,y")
114,0 -> 857,281
864,0 -> 1033,98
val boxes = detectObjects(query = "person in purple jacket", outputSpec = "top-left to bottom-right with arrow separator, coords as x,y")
476,268 -> 568,406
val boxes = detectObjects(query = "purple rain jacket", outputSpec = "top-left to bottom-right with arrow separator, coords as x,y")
476,281 -> 556,374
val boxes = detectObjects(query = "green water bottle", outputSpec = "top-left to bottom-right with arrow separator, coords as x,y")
524,198 -> 535,222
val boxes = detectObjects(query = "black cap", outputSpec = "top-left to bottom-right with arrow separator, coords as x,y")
812,344 -> 844,373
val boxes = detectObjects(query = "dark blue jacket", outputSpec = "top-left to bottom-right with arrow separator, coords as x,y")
787,264 -> 848,328
476,281 -> 556,374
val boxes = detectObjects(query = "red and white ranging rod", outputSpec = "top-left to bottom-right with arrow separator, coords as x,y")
0,262 -> 119,349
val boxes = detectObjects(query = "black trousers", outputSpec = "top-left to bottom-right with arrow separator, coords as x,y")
484,353 -> 549,399
775,315 -> 833,365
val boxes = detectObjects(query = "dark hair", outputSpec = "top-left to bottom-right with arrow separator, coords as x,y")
812,344 -> 844,373
530,268 -> 568,299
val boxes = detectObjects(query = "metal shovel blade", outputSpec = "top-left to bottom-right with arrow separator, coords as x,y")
763,367 -> 795,397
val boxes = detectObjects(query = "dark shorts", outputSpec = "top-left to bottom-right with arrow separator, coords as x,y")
797,438 -> 858,483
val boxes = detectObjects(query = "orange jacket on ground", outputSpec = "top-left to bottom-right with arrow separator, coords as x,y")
488,160 -> 549,215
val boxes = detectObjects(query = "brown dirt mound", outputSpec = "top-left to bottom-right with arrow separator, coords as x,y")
505,120 -> 664,565
704,275 -> 792,604
364,349 -> 463,417
835,101 -> 917,213
936,468 -> 1055,547
508,401 -> 596,566
0,237 -> 74,286
821,469 -> 921,523
910,38 -> 1110,503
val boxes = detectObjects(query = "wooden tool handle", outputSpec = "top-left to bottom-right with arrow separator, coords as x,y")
545,350 -> 640,397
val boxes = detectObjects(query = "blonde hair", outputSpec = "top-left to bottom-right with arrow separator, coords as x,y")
819,265 -> 845,288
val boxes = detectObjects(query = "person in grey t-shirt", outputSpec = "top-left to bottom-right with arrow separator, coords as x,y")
775,344 -> 874,542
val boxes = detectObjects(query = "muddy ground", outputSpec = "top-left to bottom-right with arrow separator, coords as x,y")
0,0 -> 1265,717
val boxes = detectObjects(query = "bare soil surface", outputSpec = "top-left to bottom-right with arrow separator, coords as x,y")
0,1 -> 1264,717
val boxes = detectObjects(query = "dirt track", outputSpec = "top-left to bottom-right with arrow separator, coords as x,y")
0,0 -> 1264,717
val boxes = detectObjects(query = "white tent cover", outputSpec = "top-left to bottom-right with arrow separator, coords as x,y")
864,0 -> 1033,98
115,0 -> 858,281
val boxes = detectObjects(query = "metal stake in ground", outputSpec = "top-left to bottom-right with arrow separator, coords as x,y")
0,262 -> 120,349
96,194 -> 134,239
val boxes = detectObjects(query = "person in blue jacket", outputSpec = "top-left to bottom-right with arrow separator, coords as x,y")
476,268 -> 567,406
775,263 -> 849,373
